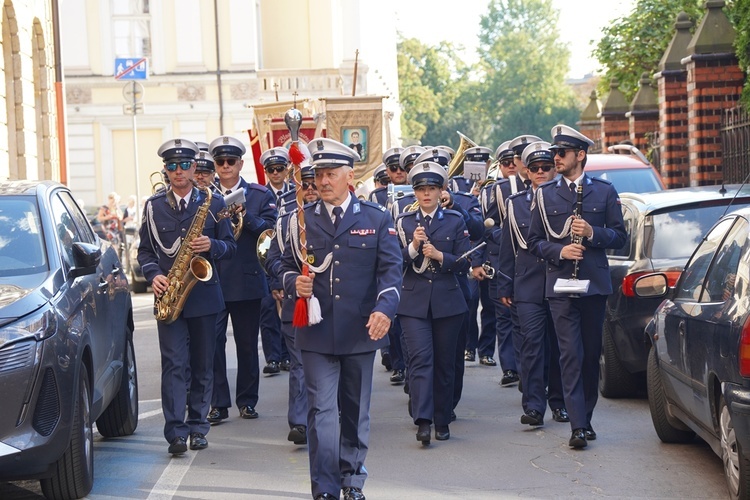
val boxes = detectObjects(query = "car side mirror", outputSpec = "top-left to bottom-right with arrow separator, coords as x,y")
633,273 -> 669,299
69,242 -> 101,279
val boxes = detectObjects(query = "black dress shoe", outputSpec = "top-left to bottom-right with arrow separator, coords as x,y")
381,351 -> 392,371
450,410 -> 457,422
287,425 -> 307,445
552,408 -> 570,423
280,359 -> 291,371
263,361 -> 280,375
479,355 -> 497,366
168,436 -> 187,455
389,369 -> 405,384
464,349 -> 475,362
520,409 -> 544,426
342,486 -> 366,500
569,428 -> 587,448
189,432 -> 208,450
500,370 -> 520,386
314,494 -> 337,500
416,421 -> 431,445
585,426 -> 597,440
239,405 -> 259,419
435,425 -> 450,441
207,407 -> 228,424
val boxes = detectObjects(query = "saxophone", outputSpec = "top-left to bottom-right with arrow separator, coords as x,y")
154,186 -> 215,324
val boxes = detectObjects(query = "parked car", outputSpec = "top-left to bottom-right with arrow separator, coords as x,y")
585,145 -> 666,194
126,230 -> 148,293
600,185 -> 750,398
0,181 -> 138,500
635,206 -> 750,499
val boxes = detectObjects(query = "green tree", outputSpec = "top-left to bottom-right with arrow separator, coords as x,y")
397,37 -> 477,147
476,0 -> 580,147
593,0 -> 704,102
731,0 -> 750,108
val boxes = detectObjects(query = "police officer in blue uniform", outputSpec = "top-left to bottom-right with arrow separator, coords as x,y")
367,163 -> 390,206
527,125 -> 626,448
193,149 -> 217,190
280,138 -> 402,500
262,147 -> 294,204
207,136 -> 278,424
498,141 -> 568,427
396,161 -> 471,445
138,138 -> 236,454
265,164 -> 320,446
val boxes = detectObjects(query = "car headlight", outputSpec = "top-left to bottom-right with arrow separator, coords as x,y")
0,308 -> 58,347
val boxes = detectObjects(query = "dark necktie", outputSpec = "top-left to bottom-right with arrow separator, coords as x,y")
225,189 -> 232,195
524,179 -> 532,190
570,182 -> 576,194
179,199 -> 187,214
332,207 -> 343,229
423,215 -> 431,230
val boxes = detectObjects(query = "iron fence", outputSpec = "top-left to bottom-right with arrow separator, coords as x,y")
721,106 -> 750,183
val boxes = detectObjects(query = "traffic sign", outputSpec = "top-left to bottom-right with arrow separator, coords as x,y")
123,103 -> 144,115
115,57 -> 148,80
123,82 -> 145,103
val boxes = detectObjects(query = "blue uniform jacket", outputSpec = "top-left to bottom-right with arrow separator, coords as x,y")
369,186 -> 388,206
395,208 -> 470,319
138,187 -> 236,318
394,191 -> 483,242
471,176 -> 524,267
266,209 -> 296,323
497,190 -> 547,304
527,175 -> 627,298
218,178 -> 278,302
280,195 -> 403,355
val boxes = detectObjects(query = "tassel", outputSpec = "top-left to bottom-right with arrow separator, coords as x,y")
289,142 -> 306,165
292,264 -> 311,327
308,295 -> 322,325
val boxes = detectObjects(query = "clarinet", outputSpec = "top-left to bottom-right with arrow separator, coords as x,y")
571,184 -> 584,280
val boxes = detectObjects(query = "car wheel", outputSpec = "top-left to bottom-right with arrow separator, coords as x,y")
720,396 -> 750,499
40,364 -> 94,500
96,335 -> 139,437
130,271 -> 147,293
599,322 -> 640,398
646,346 -> 695,443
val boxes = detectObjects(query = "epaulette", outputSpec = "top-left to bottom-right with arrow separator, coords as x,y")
443,208 -> 464,218
210,190 -> 224,200
454,191 -> 473,200
151,190 -> 167,200
248,182 -> 269,193
507,190 -> 528,200
360,199 -> 387,212
397,210 -> 418,219
590,176 -> 613,185
541,179 -> 558,189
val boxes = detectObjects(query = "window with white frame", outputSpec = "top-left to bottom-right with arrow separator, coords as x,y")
112,0 -> 151,59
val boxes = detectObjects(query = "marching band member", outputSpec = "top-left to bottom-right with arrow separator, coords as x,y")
497,141 -> 567,428
138,138 -> 236,455
280,138 -> 402,500
367,163 -> 390,206
207,136 -> 278,424
193,149 -> 217,189
396,161 -> 470,445
527,125 -> 626,449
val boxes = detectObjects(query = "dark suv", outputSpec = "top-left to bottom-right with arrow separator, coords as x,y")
600,185 -> 750,398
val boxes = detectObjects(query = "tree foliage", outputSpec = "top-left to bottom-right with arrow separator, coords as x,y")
476,0 -> 580,146
731,0 -> 750,109
593,0 -> 704,102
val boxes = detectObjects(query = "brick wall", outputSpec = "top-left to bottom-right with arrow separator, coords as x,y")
656,71 -> 690,188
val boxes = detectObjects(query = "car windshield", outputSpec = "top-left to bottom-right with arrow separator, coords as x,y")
0,198 -> 48,276
646,201 -> 750,260
586,168 -> 663,194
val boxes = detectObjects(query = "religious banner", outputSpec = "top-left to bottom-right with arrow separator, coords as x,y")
269,116 -> 320,149
250,99 -> 315,151
322,96 -> 384,184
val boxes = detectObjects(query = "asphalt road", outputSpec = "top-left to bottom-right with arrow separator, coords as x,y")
2,292 -> 730,499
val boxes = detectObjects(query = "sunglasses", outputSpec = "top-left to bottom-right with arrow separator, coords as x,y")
527,164 -> 554,173
553,148 -> 576,158
216,158 -> 238,167
302,181 -> 317,190
265,165 -> 286,173
500,160 -> 513,167
164,161 -> 193,172
388,165 -> 406,173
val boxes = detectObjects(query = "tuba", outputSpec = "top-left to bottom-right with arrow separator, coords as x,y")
154,187 -> 217,324
446,132 -> 479,179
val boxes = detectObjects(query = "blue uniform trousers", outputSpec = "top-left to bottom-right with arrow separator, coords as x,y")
213,299 -> 261,409
402,313 -> 464,427
491,295 -> 518,373
464,279 -> 480,352
477,278 -> 497,357
386,318 -> 405,372
158,313 -> 217,442
453,275 -> 474,408
547,295 -> 607,430
302,350 -> 375,498
280,321 -> 307,428
260,294 -> 288,362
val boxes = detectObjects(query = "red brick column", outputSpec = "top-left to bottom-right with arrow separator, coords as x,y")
600,80 -> 630,150
656,71 -> 689,188
685,54 -> 744,185
628,74 -> 659,154
578,91 -> 602,153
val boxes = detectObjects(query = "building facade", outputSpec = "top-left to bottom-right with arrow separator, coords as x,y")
61,0 -> 401,207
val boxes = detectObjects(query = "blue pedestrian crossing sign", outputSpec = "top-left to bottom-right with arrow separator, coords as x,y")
115,57 -> 148,80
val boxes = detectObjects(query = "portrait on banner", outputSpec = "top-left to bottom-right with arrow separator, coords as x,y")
342,127 -> 368,163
